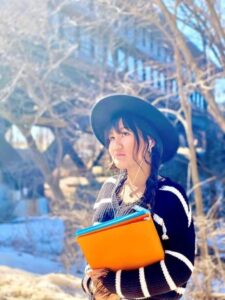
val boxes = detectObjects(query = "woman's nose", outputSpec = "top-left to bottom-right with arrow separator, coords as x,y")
113,137 -> 123,149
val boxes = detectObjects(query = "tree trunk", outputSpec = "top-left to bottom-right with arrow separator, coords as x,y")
21,128 -> 66,207
175,49 -> 211,298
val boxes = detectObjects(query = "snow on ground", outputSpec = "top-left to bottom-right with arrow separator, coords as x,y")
0,216 -> 65,257
0,247 -> 65,274
0,265 -> 85,300
0,216 -> 86,299
0,246 -> 86,299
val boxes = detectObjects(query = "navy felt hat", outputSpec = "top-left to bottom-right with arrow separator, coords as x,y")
90,94 -> 179,162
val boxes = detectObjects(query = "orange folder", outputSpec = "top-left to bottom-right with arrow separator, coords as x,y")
75,207 -> 165,271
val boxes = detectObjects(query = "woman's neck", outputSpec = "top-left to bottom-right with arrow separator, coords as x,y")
126,163 -> 150,188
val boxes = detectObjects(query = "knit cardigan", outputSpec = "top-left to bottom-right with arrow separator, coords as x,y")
82,174 -> 196,299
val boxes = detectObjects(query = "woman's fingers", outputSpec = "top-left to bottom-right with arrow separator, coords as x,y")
88,268 -> 109,282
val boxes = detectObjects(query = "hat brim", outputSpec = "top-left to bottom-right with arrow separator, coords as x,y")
91,94 -> 179,162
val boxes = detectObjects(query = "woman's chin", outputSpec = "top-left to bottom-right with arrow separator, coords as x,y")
114,161 -> 127,169
115,166 -> 126,170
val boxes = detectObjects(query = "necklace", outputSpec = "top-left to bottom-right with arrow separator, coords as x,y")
119,158 -> 147,203
126,180 -> 146,198
126,157 -> 146,198
120,180 -> 146,205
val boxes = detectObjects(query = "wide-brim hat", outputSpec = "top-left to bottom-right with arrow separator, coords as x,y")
90,94 -> 179,162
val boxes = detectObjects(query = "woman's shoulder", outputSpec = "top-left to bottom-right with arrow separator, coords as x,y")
102,174 -> 121,186
158,176 -> 187,196
156,177 -> 192,227
98,173 -> 122,195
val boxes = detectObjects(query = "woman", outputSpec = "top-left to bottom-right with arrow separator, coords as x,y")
82,94 -> 195,299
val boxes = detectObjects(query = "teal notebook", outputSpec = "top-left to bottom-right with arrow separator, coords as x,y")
75,205 -> 150,237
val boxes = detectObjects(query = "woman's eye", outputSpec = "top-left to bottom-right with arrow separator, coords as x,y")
109,136 -> 115,141
121,131 -> 129,136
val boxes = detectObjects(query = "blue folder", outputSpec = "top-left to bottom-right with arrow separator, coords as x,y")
75,205 -> 150,237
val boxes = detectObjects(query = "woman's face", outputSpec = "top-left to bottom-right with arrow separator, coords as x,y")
108,119 -> 149,170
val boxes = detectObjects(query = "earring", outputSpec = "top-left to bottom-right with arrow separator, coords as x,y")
148,139 -> 155,154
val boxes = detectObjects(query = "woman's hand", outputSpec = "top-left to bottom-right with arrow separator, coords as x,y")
88,269 -> 119,300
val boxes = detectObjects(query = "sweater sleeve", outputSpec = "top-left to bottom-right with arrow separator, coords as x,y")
92,176 -> 117,224
102,183 -> 196,299
81,176 -> 117,297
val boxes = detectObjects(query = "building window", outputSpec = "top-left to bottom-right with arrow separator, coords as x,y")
95,38 -> 107,65
191,92 -> 207,111
149,33 -> 153,51
79,31 -> 89,55
62,19 -> 77,44
164,78 -> 168,92
117,49 -> 126,72
172,80 -> 177,94
137,60 -> 143,81
90,37 -> 95,58
142,28 -> 146,47
166,52 -> 173,63
107,50 -> 114,68
160,72 -> 165,92
127,27 -> 134,41
128,56 -> 135,77
153,69 -> 158,88
49,12 -> 60,37
160,47 -> 165,61
153,40 -> 159,56
145,66 -> 151,81
95,44 -> 103,64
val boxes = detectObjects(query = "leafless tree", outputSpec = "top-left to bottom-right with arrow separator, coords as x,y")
0,1 -> 224,298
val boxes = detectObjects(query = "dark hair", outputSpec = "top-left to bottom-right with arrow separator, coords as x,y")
104,111 -> 162,212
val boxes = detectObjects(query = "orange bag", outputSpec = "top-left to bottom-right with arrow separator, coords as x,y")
75,207 -> 164,271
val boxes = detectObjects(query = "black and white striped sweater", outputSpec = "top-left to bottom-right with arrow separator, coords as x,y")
82,173 -> 196,299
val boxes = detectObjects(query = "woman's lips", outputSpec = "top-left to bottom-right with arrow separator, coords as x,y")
114,153 -> 126,158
